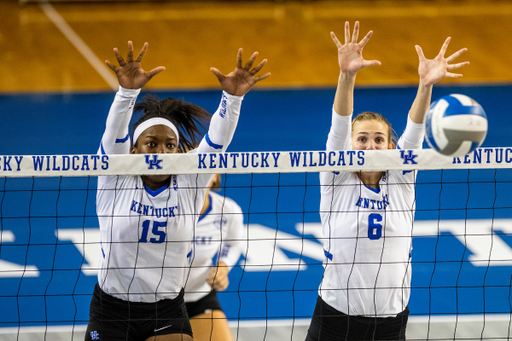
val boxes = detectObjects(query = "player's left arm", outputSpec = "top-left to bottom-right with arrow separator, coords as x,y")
197,48 -> 270,155
408,37 -> 469,125
399,38 -> 469,150
207,199 -> 245,291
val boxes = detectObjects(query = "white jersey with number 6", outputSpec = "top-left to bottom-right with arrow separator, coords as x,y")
319,110 -> 422,318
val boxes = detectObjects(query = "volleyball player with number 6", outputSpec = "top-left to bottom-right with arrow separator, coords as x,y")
84,42 -> 269,341
306,22 -> 469,340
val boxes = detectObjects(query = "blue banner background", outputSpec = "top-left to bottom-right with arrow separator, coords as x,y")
1,85 -> 511,327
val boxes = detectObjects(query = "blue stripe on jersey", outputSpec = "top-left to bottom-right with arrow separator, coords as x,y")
144,182 -> 170,197
364,185 -> 381,194
324,250 -> 333,261
100,142 -> 106,155
205,133 -> 223,150
115,133 -> 130,143
198,194 -> 213,222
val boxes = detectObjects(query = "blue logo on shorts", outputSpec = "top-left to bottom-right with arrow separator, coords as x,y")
90,331 -> 100,340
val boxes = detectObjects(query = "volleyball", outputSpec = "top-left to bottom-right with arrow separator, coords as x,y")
424,94 -> 488,157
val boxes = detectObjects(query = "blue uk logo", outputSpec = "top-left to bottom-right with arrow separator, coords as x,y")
145,155 -> 163,170
399,150 -> 418,175
90,331 -> 100,340
400,150 -> 418,165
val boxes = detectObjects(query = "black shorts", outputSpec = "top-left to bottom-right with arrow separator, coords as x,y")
305,296 -> 409,341
185,290 -> 223,318
84,283 -> 192,341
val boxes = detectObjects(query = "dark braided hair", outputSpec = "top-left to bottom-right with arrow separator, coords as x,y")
133,95 -> 211,153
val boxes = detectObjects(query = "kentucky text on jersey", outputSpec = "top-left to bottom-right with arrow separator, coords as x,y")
0,156 -> 23,171
194,236 -> 213,245
130,200 -> 178,218
31,155 -> 109,171
289,150 -> 365,167
198,152 -> 281,169
355,194 -> 390,210
453,147 -> 512,164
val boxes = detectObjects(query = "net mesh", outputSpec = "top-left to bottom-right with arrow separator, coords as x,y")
1,149 -> 512,340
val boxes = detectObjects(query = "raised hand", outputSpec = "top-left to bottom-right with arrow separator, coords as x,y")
416,37 -> 469,87
331,21 -> 381,76
210,48 -> 270,97
106,41 -> 165,90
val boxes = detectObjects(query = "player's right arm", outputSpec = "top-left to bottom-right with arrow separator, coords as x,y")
99,41 -> 165,155
328,21 -> 381,151
99,87 -> 140,155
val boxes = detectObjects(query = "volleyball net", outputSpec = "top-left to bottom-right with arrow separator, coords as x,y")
1,148 -> 512,341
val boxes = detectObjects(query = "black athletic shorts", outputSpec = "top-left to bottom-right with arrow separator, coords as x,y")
305,296 -> 409,341
185,290 -> 223,318
84,283 -> 192,341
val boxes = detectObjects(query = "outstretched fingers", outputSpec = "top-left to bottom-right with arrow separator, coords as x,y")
446,47 -> 468,63
448,61 -> 470,71
253,71 -> 271,83
210,67 -> 225,82
438,36 -> 451,57
351,21 -> 360,44
249,58 -> 267,75
126,41 -> 134,63
146,66 -> 166,80
415,45 -> 426,62
244,51 -> 259,71
446,60 -> 469,78
444,71 -> 464,78
105,60 -> 118,72
331,31 -> 342,49
358,30 -> 373,48
236,48 -> 243,69
135,42 -> 149,63
113,47 -> 126,67
344,21 -> 351,45
363,59 -> 382,68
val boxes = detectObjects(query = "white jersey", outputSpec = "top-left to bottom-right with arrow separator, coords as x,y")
184,191 -> 244,303
96,86 -> 243,303
319,109 -> 424,317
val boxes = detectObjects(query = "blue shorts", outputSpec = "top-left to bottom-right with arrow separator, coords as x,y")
85,283 -> 192,341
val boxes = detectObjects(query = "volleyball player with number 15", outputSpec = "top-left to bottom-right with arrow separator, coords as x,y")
306,22 -> 469,340
84,42 -> 269,341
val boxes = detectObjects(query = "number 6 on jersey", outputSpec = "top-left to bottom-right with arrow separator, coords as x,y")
368,213 -> 383,240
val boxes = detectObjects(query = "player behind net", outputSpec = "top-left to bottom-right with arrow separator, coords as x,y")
85,42 -> 269,341
184,174 -> 244,341
305,22 -> 469,341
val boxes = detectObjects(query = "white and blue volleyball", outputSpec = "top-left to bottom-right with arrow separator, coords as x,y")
424,94 -> 487,157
